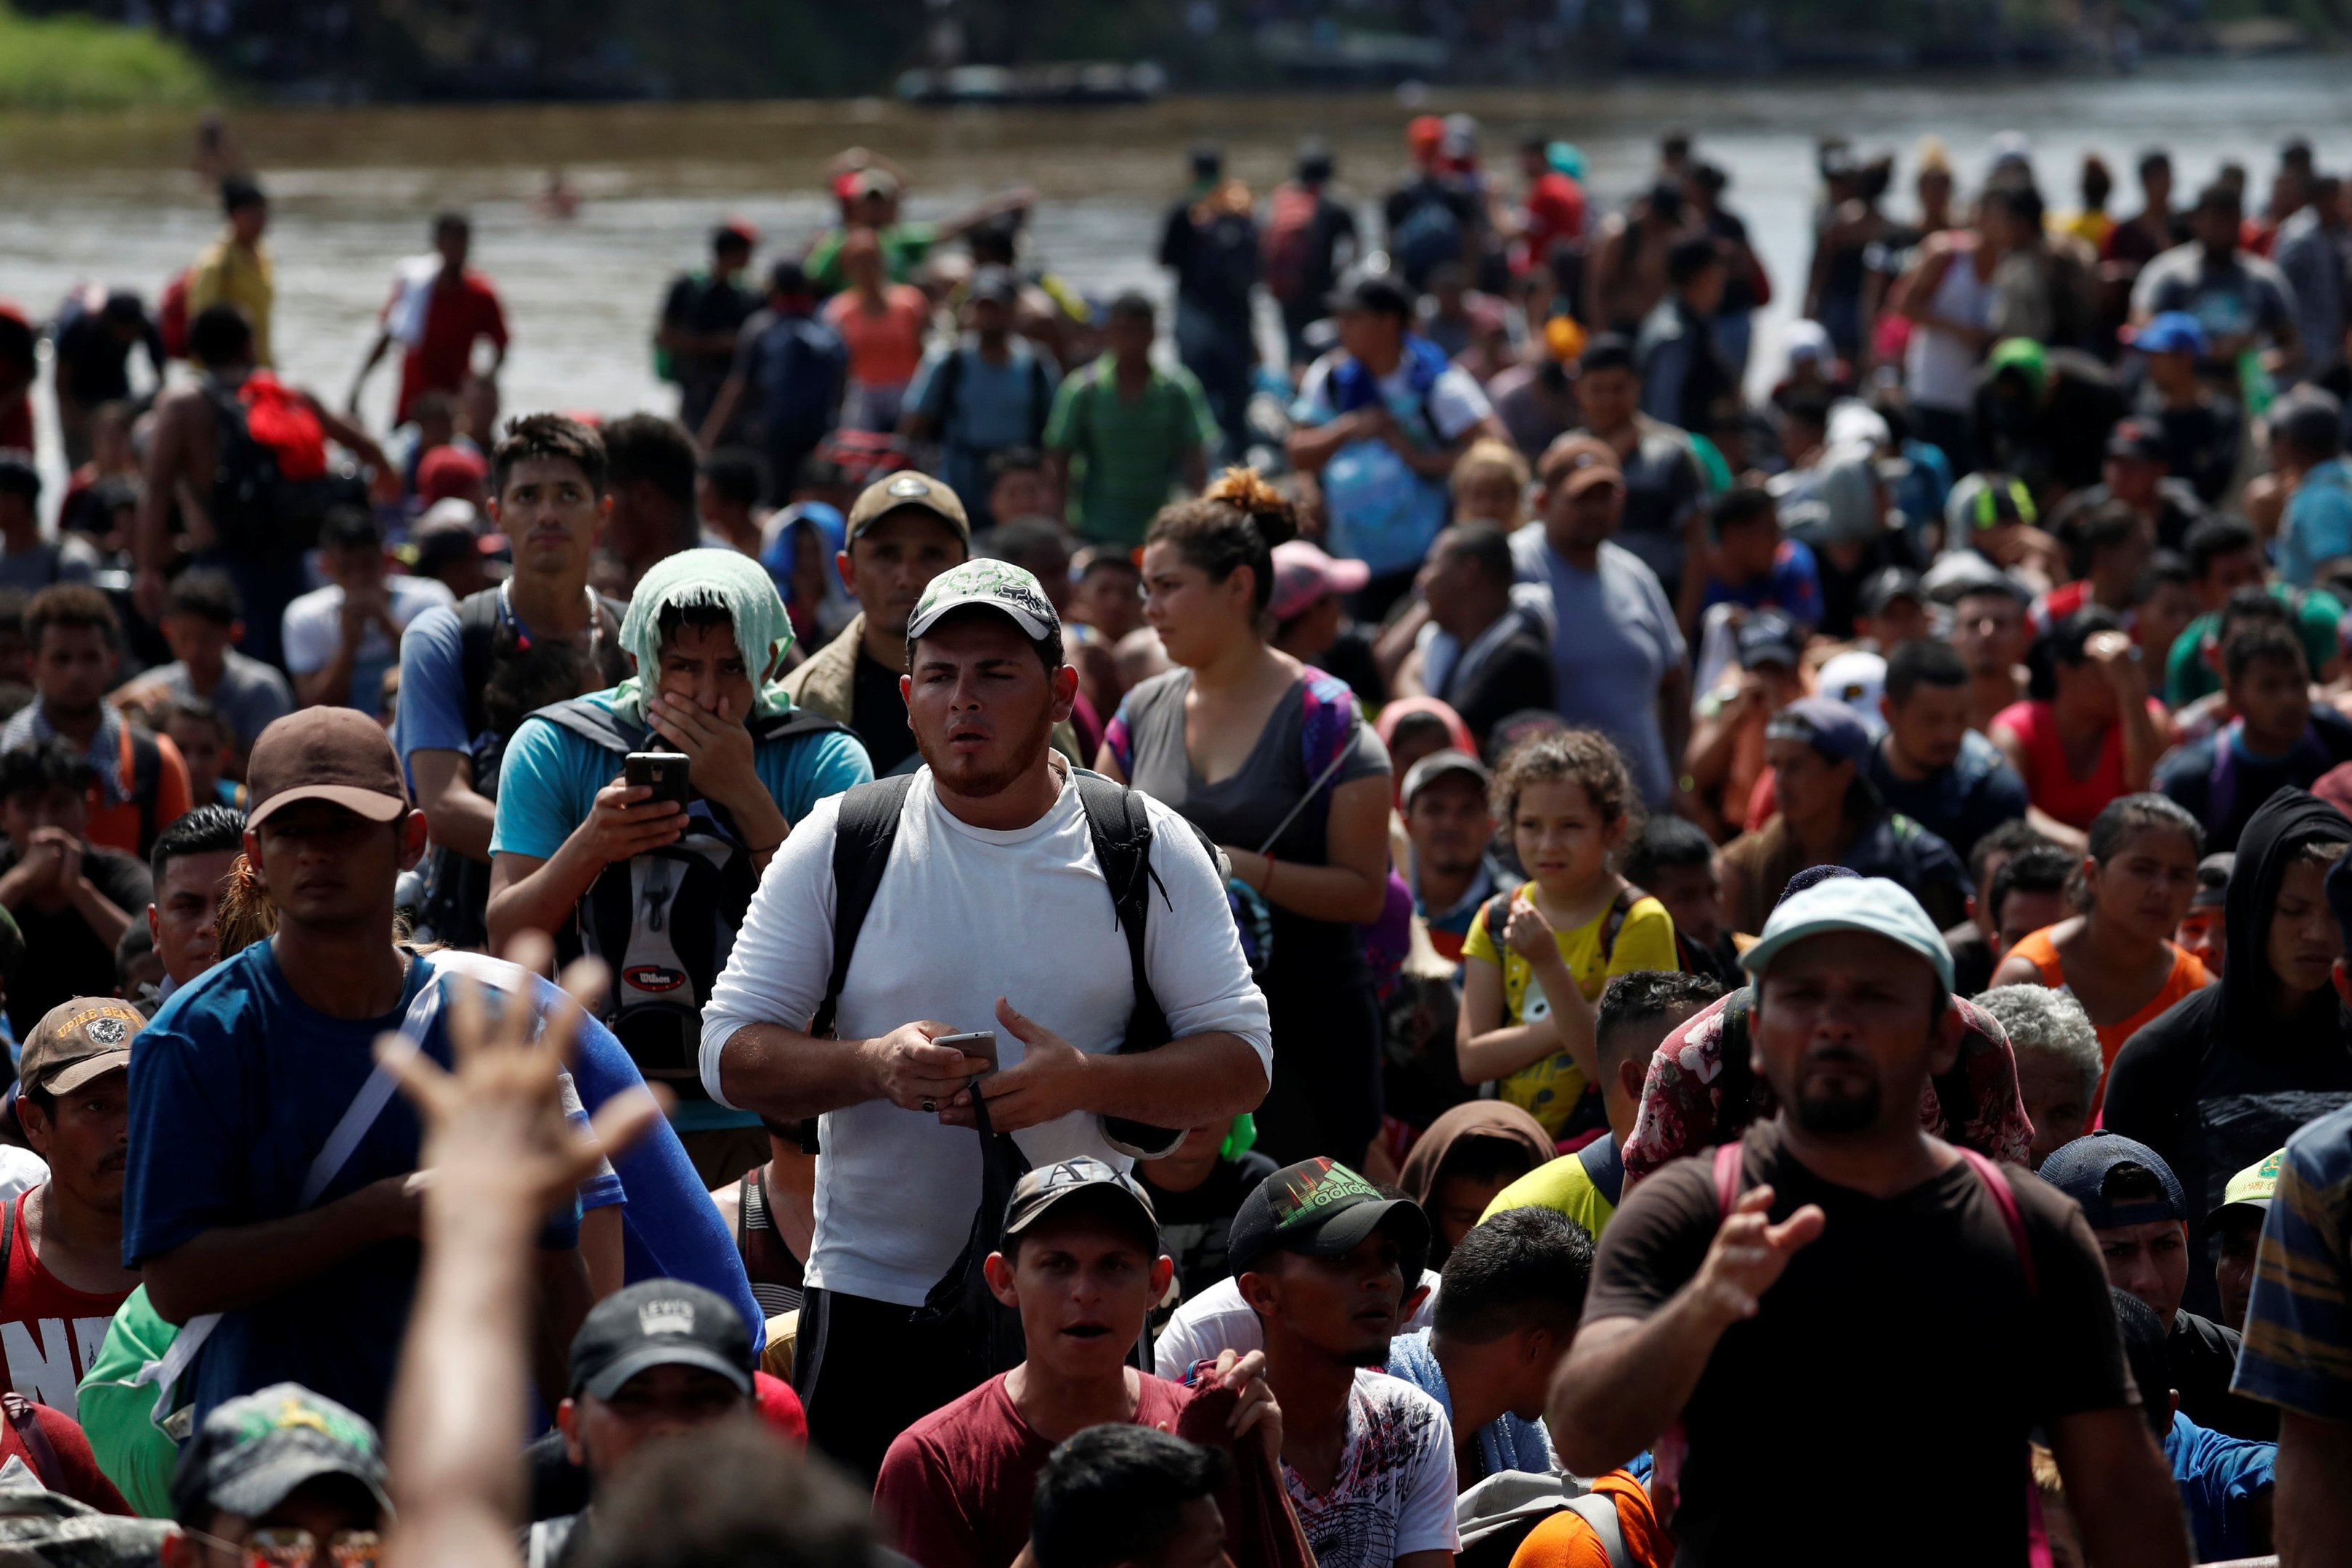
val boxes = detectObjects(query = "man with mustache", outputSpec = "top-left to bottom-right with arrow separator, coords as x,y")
702,559 -> 1270,1479
1550,876 -> 2191,1568
1,997 -> 142,1419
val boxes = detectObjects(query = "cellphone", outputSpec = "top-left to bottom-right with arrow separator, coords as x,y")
934,1029 -> 998,1073
624,751 -> 691,809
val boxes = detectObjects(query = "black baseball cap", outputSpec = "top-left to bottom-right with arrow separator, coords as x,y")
1227,1159 -> 1430,1275
1734,608 -> 1800,671
171,1383 -> 391,1525
2105,419 -> 2168,463
1000,1157 -> 1160,1252
567,1280 -> 754,1401
2040,1132 -> 2185,1228
1860,565 -> 1925,617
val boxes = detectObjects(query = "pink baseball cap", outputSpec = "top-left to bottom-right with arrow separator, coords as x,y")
1269,541 -> 1370,623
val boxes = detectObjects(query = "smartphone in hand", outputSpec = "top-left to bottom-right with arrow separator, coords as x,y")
624,751 -> 691,809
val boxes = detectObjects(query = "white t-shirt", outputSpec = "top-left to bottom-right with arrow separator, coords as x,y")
701,765 -> 1271,1307
282,576 -> 455,712
1285,1371 -> 1460,1568
1153,1270 -> 1442,1379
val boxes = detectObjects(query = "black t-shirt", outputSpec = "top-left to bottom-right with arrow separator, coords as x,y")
1441,630 -> 1556,754
1139,1149 -> 1279,1328
0,841 -> 153,1040
850,645 -> 918,777
1944,920 -> 1996,999
2169,1309 -> 2276,1441
1586,1121 -> 2134,1567
54,310 -> 161,405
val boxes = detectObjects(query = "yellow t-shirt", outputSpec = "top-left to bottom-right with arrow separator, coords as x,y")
187,235 -> 276,367
1461,881 -> 1678,1136
1483,1140 -> 1624,1238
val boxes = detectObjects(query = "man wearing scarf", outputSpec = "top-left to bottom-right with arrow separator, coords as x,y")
488,549 -> 872,1185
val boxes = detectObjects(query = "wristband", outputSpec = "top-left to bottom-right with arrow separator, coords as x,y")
1261,854 -> 1278,898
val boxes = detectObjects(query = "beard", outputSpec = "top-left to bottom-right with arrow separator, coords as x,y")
1793,1079 -> 1883,1134
914,716 -> 1052,800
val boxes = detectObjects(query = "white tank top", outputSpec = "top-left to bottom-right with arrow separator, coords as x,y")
1905,245 -> 1995,413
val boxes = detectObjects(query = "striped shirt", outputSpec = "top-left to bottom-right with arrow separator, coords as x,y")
2233,1101 -> 2352,1419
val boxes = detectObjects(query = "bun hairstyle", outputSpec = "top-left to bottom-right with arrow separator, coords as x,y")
1145,468 -> 1301,613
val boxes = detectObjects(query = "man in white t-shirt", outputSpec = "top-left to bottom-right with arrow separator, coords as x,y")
1287,275 -> 1505,612
1229,1156 -> 1459,1568
700,557 -> 1271,1480
281,508 -> 453,714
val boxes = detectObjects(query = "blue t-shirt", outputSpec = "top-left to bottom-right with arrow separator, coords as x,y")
906,339 -> 1059,509
1865,729 -> 2031,862
1507,530 -> 1686,809
2279,458 -> 2352,588
2165,1409 -> 2275,1563
491,690 -> 874,1132
1698,538 -> 1824,629
391,602 -> 471,781
121,944 -> 580,1429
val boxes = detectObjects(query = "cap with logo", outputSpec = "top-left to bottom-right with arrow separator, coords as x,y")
171,1383 -> 391,1524
20,998 -> 141,1095
2218,1149 -> 2284,1218
846,470 -> 972,544
568,1280 -> 754,1402
1814,649 -> 1888,728
244,707 -> 411,833
1733,609 -> 1801,671
1226,1158 -> 1431,1275
1400,748 -> 1489,809
1000,1158 -> 1160,1251
2039,1132 -> 2186,1229
1540,433 -> 1624,497
1739,874 -> 1956,996
906,558 -> 1062,645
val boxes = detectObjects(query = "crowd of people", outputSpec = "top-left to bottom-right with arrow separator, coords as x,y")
6,107 -> 2352,1567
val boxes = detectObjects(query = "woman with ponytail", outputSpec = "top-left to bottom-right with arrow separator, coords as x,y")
1099,470 -> 1396,1166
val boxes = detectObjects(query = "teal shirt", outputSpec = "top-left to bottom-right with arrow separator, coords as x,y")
491,691 -> 874,1130
2165,582 -> 2345,706
1043,357 -> 1217,547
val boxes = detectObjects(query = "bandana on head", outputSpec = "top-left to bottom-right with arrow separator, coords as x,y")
611,549 -> 797,724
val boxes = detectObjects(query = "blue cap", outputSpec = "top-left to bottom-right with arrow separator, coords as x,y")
2127,311 -> 2209,357
1765,695 -> 1873,767
2039,1132 -> 2185,1228
1739,875 -> 1955,995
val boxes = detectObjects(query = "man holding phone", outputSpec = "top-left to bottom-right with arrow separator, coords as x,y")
489,548 -> 871,1186
701,559 -> 1271,1479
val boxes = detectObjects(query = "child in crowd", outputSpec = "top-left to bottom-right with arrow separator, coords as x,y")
1456,729 -> 1678,1143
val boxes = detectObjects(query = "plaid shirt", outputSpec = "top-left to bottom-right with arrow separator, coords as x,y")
2233,1101 -> 2352,1420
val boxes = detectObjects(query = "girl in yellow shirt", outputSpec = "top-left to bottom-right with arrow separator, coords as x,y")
1458,730 -> 1678,1139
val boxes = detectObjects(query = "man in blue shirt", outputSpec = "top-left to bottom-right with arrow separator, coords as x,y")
1868,638 -> 2030,861
488,548 -> 872,1185
2268,386 -> 2352,589
123,706 -> 587,1429
901,267 -> 1059,529
2112,1286 -> 2275,1562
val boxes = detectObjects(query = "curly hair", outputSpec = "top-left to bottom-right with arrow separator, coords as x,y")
1144,468 -> 1300,613
1489,727 -> 1637,834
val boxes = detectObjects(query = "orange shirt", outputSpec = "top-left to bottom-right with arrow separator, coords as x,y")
1507,1471 -> 1672,1568
823,285 -> 929,388
2007,926 -> 2211,1100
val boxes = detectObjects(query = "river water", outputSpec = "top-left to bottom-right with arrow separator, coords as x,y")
1,57 -> 2345,475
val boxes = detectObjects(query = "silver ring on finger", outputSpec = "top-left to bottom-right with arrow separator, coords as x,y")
921,1098 -> 937,1114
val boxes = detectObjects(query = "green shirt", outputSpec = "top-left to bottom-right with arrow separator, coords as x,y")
2165,582 -> 2345,706
805,223 -> 937,295
1043,358 -> 1218,547
75,1286 -> 182,1519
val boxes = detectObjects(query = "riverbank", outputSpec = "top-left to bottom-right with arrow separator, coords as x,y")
0,5 -> 208,111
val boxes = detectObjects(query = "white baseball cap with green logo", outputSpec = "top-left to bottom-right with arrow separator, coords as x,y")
907,558 -> 1062,645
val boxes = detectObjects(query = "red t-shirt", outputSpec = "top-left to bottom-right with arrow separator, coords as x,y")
1990,695 -> 2175,832
0,1189 -> 135,1421
393,271 -> 507,424
1522,172 -> 1588,266
874,1371 -> 1192,1568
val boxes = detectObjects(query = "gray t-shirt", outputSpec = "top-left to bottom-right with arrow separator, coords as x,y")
0,536 -> 97,594
1112,669 -> 1389,978
123,652 -> 293,751
1508,528 -> 1686,809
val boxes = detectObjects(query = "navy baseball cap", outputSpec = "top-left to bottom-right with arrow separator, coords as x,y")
2040,1132 -> 2186,1228
1765,696 -> 1873,767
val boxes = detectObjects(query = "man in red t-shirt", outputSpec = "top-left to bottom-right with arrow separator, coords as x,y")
874,1159 -> 1279,1568
1,997 -> 140,1421
347,213 -> 509,428
1517,138 -> 1587,274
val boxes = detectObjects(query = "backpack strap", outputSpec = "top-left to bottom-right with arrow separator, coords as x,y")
129,727 -> 161,858
1028,353 -> 1052,446
1476,892 -> 1515,958
527,695 -> 648,756
0,1192 -> 15,1285
1070,769 -> 1197,1160
0,1396 -> 60,1493
1958,1148 -> 2039,1299
1710,1138 -> 1745,1215
1561,1491 -> 1632,1568
811,774 -> 919,1040
1598,884 -> 1643,964
454,588 -> 504,744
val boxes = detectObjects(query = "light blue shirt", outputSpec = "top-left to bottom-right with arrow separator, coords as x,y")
1508,528 -> 1686,808
491,689 -> 873,1130
2279,457 -> 2352,587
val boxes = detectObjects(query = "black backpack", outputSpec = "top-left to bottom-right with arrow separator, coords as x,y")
529,693 -> 848,1100
414,590 -> 625,949
203,382 -> 353,560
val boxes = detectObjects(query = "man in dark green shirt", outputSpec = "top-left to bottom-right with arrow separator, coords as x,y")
1043,293 -> 1216,548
